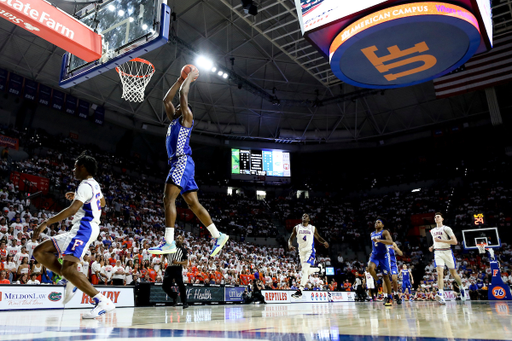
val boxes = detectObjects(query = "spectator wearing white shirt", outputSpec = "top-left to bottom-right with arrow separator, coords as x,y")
112,260 -> 125,285
27,273 -> 40,285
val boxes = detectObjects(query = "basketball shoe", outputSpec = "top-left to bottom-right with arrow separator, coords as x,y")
82,294 -> 115,319
460,288 -> 467,301
148,238 -> 177,254
291,289 -> 302,299
384,296 -> 393,306
210,233 -> 229,257
435,292 -> 446,305
62,279 -> 78,305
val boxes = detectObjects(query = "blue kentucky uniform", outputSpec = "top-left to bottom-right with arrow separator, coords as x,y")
388,245 -> 398,275
165,117 -> 198,194
401,269 -> 412,292
369,230 -> 390,275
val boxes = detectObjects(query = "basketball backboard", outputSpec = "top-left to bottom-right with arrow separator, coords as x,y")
462,227 -> 501,250
59,0 -> 170,88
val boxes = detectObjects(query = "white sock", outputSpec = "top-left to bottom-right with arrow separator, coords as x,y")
165,227 -> 174,243
93,293 -> 104,301
206,223 -> 220,238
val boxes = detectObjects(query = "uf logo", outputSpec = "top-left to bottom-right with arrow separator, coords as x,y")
362,42 -> 437,81
72,240 -> 85,251
493,269 -> 499,277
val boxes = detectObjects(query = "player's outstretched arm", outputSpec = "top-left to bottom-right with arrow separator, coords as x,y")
374,230 -> 394,245
314,229 -> 329,248
33,200 -> 84,239
393,243 -> 403,256
179,68 -> 199,128
163,78 -> 184,121
288,226 -> 297,251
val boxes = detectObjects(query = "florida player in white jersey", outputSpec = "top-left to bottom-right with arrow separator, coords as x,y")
429,212 -> 466,304
33,152 -> 115,318
364,268 -> 376,301
149,66 -> 228,257
288,213 -> 329,299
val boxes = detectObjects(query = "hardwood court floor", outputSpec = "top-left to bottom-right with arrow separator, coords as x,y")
0,301 -> 511,341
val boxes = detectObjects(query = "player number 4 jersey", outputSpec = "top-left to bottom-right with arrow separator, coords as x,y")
296,224 -> 315,251
430,225 -> 454,250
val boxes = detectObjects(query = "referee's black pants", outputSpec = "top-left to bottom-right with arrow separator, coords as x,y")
163,266 -> 187,304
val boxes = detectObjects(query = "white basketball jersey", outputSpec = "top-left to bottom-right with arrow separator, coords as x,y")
365,271 -> 374,286
430,225 -> 454,250
296,224 -> 315,251
72,178 -> 103,226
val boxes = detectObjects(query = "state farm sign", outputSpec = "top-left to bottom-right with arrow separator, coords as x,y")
0,0 -> 101,62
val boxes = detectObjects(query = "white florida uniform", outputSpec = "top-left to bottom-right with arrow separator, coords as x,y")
52,178 -> 103,260
296,224 -> 316,266
365,271 -> 375,289
430,225 -> 456,269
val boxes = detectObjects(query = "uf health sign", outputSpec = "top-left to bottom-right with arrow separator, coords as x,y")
329,2 -> 481,88
0,0 -> 101,62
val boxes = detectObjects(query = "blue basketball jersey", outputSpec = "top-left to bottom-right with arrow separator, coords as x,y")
371,230 -> 388,256
402,269 -> 410,282
166,118 -> 193,161
388,245 -> 397,266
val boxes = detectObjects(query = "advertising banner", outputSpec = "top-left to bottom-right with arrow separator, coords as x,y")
224,286 -> 246,302
94,106 -> 105,125
65,287 -> 134,308
0,285 -> 64,310
0,285 -> 134,310
149,284 -> 224,304
78,99 -> 89,119
0,135 -> 19,150
9,172 -> 50,194
0,0 -> 102,62
65,95 -> 77,116
263,290 -> 356,304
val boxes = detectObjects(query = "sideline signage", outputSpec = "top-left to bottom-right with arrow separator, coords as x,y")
329,2 -> 481,88
0,0 -> 102,62
0,285 -> 134,310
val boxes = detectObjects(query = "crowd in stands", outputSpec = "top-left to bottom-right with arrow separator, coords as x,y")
0,125 -> 511,298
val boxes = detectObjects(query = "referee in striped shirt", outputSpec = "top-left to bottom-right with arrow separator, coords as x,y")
163,234 -> 189,308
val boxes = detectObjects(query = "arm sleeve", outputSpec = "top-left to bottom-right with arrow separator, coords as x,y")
74,183 -> 93,204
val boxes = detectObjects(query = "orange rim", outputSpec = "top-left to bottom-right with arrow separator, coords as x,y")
116,58 -> 155,78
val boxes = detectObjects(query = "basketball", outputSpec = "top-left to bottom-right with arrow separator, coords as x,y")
181,64 -> 199,82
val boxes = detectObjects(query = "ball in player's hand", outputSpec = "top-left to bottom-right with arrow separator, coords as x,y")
181,64 -> 199,82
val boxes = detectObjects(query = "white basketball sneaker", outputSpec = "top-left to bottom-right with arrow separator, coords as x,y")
82,295 -> 115,319
148,238 -> 177,255
62,279 -> 78,305
436,293 -> 446,305
460,288 -> 467,302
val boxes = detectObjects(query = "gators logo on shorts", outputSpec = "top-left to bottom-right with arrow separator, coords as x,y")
492,287 -> 506,299
48,292 -> 62,302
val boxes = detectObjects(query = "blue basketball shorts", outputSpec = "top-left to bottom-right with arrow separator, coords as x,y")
402,281 -> 412,292
390,262 -> 398,276
369,254 -> 390,275
166,155 -> 199,194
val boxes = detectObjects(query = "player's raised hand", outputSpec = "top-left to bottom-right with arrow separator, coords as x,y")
33,221 -> 47,240
188,67 -> 199,80
65,192 -> 75,201
288,245 -> 295,251
323,242 -> 329,248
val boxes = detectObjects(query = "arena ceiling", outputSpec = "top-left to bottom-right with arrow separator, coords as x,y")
0,0 -> 511,148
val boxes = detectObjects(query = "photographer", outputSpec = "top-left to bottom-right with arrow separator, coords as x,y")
252,279 -> 266,304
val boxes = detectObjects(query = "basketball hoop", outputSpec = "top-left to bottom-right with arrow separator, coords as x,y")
116,58 -> 155,102
476,243 -> 487,254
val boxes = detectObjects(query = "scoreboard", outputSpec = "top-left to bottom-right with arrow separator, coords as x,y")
231,149 -> 291,178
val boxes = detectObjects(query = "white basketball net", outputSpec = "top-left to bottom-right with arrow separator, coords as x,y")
116,58 -> 155,102
476,243 -> 487,254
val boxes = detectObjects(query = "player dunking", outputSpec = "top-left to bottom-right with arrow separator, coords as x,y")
368,218 -> 394,306
388,242 -> 403,304
149,67 -> 228,257
429,212 -> 466,304
400,264 -> 414,300
32,152 -> 115,318
288,213 -> 329,299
